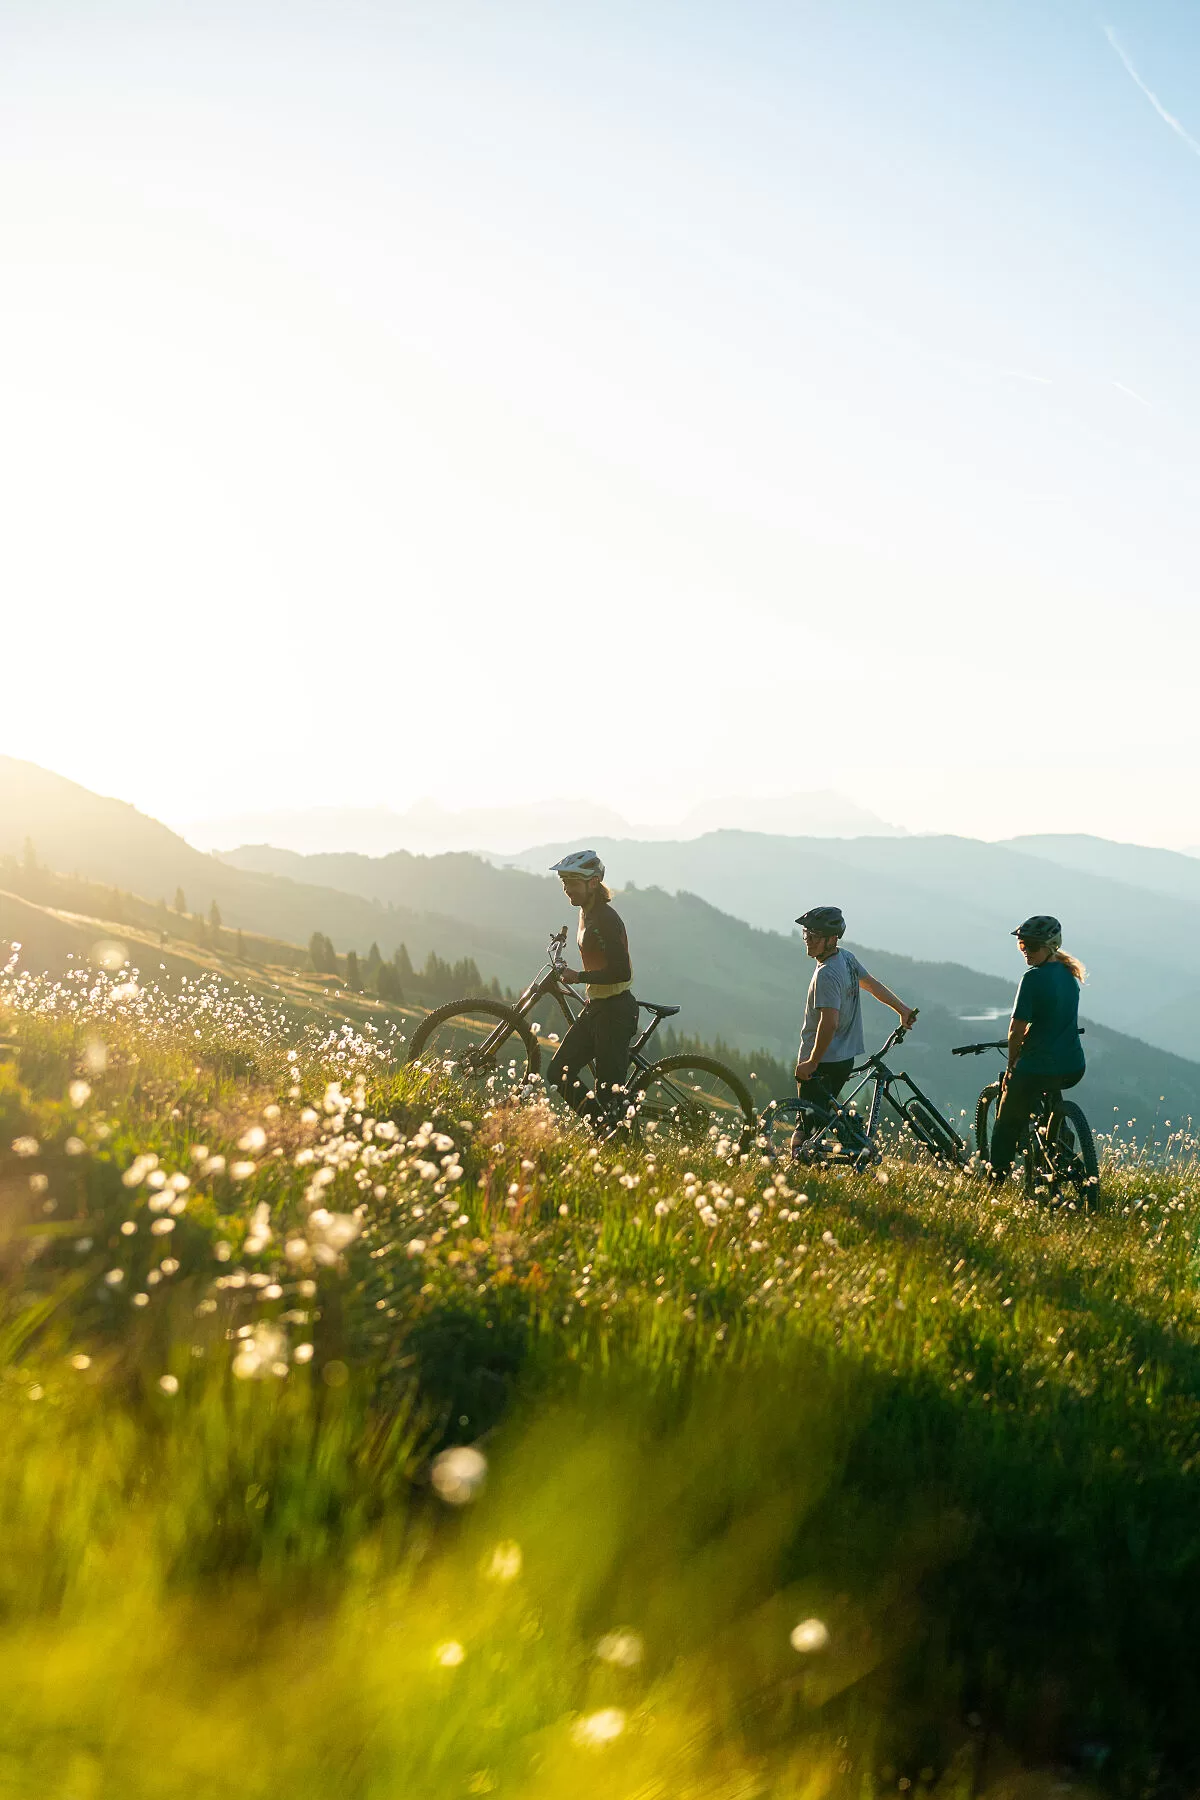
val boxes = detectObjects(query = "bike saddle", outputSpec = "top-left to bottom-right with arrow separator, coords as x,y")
636,999 -> 680,1018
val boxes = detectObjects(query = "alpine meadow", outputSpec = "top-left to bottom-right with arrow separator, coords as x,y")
7,0 -> 1200,1794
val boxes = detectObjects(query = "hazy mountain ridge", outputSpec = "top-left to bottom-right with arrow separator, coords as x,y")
179,790 -> 901,857
502,831 -> 1200,1059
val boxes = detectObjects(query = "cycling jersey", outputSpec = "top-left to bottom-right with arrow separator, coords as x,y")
577,898 -> 632,999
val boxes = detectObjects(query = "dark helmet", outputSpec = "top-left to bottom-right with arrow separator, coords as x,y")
1012,914 -> 1062,948
795,905 -> 846,938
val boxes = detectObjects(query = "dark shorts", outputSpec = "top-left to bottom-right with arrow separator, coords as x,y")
546,990 -> 639,1125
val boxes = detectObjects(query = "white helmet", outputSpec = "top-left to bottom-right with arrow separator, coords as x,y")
550,848 -> 605,881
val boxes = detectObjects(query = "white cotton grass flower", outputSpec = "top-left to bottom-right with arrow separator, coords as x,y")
69,1353 -> 91,1371
572,1708 -> 626,1748
232,1322 -> 289,1381
158,1374 -> 179,1395
485,1540 -> 522,1583
11,1136 -> 39,1158
292,1343 -> 314,1363
434,1639 -> 465,1668
790,1617 -> 830,1653
244,1201 -> 273,1255
68,1079 -> 92,1107
595,1630 -> 643,1668
238,1125 -> 267,1153
230,1160 -> 257,1181
431,1445 -> 487,1505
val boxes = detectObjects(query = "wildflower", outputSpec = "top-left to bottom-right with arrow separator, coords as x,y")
232,1322 -> 288,1380
120,1220 -> 137,1236
69,1353 -> 91,1371
104,1268 -> 124,1286
407,1238 -> 427,1258
595,1630 -> 643,1667
244,1201 -> 273,1254
65,1137 -> 85,1156
150,1218 -> 175,1236
11,1137 -> 39,1158
572,1708 -> 626,1747
293,1343 -> 314,1363
485,1540 -> 523,1582
160,1258 -> 180,1275
132,1293 -> 149,1308
434,1640 -> 465,1667
431,1445 -> 487,1505
68,1080 -> 92,1107
790,1617 -> 830,1653
158,1374 -> 179,1396
230,1160 -> 256,1180
238,1126 -> 267,1153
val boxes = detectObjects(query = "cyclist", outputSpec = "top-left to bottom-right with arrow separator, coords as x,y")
545,850 -> 638,1129
792,905 -> 917,1153
987,915 -> 1086,1182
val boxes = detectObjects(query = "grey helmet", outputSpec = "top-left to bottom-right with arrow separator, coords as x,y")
795,905 -> 846,938
550,849 -> 605,881
1012,914 -> 1062,948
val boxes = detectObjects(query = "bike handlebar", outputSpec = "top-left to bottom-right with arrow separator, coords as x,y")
952,1028 -> 1084,1056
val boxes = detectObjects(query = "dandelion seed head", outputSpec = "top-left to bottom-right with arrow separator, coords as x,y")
572,1708 -> 626,1747
431,1444 -> 487,1505
595,1629 -> 643,1667
485,1540 -> 522,1582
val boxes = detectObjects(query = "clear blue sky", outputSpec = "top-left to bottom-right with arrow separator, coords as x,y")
2,0 -> 1199,843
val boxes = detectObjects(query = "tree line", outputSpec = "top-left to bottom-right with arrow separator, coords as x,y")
308,933 -> 509,1006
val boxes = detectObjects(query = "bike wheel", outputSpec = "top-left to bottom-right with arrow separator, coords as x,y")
628,1055 -> 756,1147
1054,1101 -> 1101,1204
902,1098 -> 967,1167
406,998 -> 541,1091
975,1083 -> 1001,1163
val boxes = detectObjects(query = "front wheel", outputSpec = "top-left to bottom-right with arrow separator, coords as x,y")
406,998 -> 541,1092
975,1082 -> 1001,1164
627,1055 -> 756,1147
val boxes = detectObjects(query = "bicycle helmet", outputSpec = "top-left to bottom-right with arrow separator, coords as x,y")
795,905 -> 846,937
550,849 -> 605,881
1012,915 -> 1062,947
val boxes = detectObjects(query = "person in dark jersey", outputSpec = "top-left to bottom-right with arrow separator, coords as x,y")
987,914 -> 1086,1181
545,849 -> 638,1128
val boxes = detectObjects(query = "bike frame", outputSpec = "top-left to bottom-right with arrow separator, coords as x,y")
951,1035 -> 1085,1176
464,928 -> 672,1081
782,1023 -> 964,1165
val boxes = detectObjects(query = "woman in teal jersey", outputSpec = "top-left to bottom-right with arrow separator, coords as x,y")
987,915 -> 1086,1181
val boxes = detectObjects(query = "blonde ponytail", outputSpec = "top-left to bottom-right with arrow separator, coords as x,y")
1053,948 -> 1086,983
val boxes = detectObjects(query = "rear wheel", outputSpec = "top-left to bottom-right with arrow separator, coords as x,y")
406,999 -> 540,1093
1052,1101 -> 1100,1204
627,1055 -> 756,1147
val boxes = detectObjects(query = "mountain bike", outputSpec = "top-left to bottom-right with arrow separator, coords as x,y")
951,1036 -> 1098,1202
406,927 -> 756,1144
760,1021 -> 969,1170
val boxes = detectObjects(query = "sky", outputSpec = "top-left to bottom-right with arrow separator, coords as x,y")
3,0 -> 1200,848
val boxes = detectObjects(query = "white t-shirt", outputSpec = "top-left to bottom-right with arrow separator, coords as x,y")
798,948 -> 867,1064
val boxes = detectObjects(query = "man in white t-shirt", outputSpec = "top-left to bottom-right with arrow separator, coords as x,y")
792,905 -> 917,1149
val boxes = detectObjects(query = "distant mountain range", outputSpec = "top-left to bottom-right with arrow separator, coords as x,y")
497,831 -> 1200,1062
3,754 -> 1200,1129
179,789 -> 903,855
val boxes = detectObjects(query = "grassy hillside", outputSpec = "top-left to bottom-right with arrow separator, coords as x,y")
1,937 -> 1200,1794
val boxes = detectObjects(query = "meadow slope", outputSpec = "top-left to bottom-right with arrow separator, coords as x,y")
1,954 -> 1199,1796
